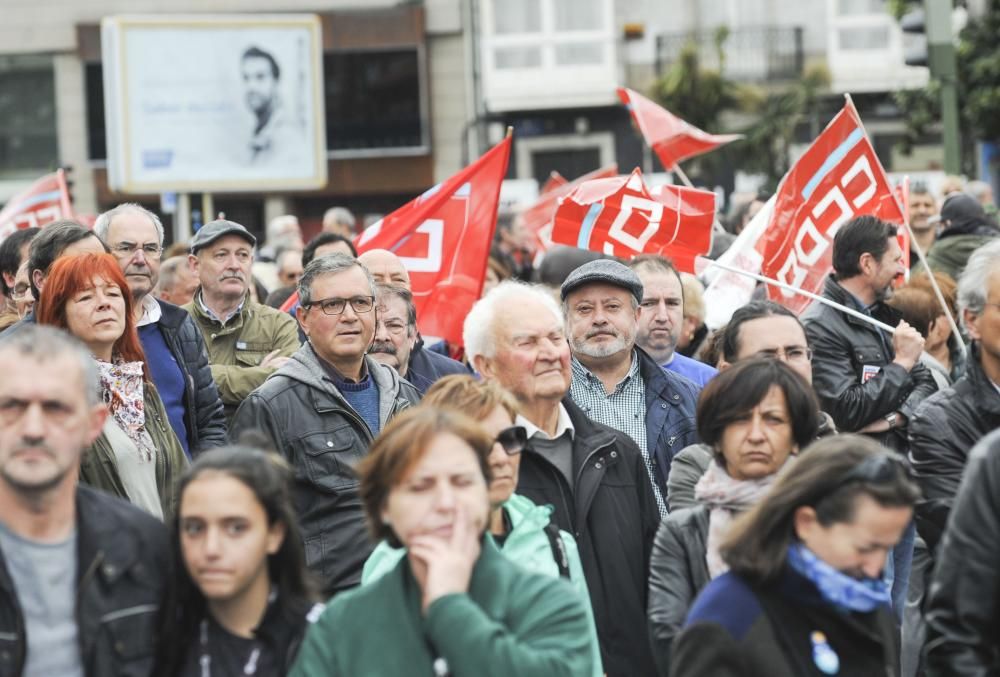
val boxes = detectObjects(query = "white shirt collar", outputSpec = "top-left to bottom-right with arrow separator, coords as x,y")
135,295 -> 161,327
516,403 -> 575,441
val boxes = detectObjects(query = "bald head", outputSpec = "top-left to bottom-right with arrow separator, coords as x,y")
358,249 -> 410,289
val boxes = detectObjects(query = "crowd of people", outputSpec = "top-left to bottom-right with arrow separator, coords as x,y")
0,176 -> 997,675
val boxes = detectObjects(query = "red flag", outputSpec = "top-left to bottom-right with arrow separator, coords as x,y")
354,136 -> 512,347
0,169 -> 74,240
521,164 -> 619,256
617,87 -> 742,169
894,178 -> 911,276
550,168 -> 715,272
538,171 -> 568,196
756,99 -> 905,313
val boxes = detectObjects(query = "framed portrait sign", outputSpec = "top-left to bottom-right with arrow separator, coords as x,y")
102,14 -> 327,193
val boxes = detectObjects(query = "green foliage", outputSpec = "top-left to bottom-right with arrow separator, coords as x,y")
957,0 -> 1000,142
653,39 -> 743,132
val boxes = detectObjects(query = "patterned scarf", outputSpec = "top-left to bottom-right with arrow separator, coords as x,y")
695,459 -> 788,578
97,359 -> 156,463
786,542 -> 891,613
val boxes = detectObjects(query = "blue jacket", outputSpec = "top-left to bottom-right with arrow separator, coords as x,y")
638,348 -> 700,496
406,340 -> 471,393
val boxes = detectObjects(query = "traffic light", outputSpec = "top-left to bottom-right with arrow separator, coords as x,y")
900,9 -> 928,67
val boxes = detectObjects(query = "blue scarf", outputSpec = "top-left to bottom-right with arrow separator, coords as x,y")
786,542 -> 890,613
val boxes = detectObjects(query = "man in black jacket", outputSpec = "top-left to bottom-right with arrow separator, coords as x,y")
909,239 -> 1000,551
95,203 -> 227,455
0,325 -> 171,676
464,280 -> 660,677
924,428 -> 1000,674
232,254 -> 420,594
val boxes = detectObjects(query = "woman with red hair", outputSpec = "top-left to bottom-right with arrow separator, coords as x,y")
36,253 -> 187,518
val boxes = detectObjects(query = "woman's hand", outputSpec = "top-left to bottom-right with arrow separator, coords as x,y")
408,504 -> 482,615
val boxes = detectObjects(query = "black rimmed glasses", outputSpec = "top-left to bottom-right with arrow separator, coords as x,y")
494,426 -> 527,456
306,295 -> 375,316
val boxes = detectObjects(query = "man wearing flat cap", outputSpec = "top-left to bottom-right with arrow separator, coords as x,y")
562,259 -> 700,516
184,219 -> 300,420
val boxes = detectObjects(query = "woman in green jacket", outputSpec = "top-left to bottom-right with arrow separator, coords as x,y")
290,406 -> 595,677
36,253 -> 187,519
362,375 -> 603,675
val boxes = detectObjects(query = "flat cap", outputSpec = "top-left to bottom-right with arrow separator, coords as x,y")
190,219 -> 257,253
560,258 -> 644,304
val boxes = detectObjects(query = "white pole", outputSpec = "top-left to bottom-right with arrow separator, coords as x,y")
905,220 -> 968,361
672,163 -> 695,188
702,259 -> 897,334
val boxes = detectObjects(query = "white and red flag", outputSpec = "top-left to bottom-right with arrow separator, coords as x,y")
0,169 -> 75,240
550,168 -> 715,273
756,98 -> 906,313
354,135 -> 512,347
617,87 -> 742,170
520,164 -> 619,257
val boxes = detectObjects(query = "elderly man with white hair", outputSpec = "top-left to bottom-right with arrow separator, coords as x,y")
464,280 -> 660,677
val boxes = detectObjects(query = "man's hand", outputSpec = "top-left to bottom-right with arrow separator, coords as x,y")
260,349 -> 290,370
891,320 -> 924,371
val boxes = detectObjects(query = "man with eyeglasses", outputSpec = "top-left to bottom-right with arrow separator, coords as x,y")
666,300 -> 837,512
232,253 -> 419,594
184,219 -> 300,422
369,284 -> 424,390
94,203 -> 227,456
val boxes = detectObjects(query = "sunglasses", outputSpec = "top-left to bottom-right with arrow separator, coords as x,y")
494,426 -> 527,456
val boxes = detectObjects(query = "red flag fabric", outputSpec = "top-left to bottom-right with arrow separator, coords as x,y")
354,136 -> 512,347
0,169 -> 74,240
521,164 -> 619,256
894,178 -> 911,276
538,171 -> 567,196
617,87 -> 742,170
756,99 -> 905,313
550,168 -> 715,273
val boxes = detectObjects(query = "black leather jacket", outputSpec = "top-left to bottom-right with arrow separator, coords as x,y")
925,428 -> 1000,675
909,343 -> 1000,552
155,300 -> 227,452
802,276 -> 938,453
0,486 -> 171,677
231,344 -> 419,594
648,505 -> 710,676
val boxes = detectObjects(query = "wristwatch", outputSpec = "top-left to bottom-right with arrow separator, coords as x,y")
884,412 -> 898,429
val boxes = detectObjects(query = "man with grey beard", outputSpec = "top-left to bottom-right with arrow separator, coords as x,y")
562,259 -> 699,516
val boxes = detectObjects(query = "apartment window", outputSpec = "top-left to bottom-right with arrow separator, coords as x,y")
837,0 -> 885,15
838,26 -> 890,50
0,55 -> 58,176
485,0 -> 611,69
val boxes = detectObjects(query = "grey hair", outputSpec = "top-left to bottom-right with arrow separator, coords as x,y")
957,239 -> 1000,327
966,180 -> 993,203
0,325 -> 101,406
93,203 -> 164,246
297,253 -> 376,307
463,280 -> 564,362
266,215 -> 300,243
323,206 -> 356,230
157,256 -> 188,293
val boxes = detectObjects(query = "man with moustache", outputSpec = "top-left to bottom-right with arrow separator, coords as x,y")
184,220 -> 300,421
368,284 -> 424,390
561,260 -> 700,517
95,203 -> 226,455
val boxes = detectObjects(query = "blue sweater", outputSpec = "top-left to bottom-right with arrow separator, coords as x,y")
338,375 -> 381,435
138,323 -> 190,456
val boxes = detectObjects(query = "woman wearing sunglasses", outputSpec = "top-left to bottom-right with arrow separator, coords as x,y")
291,407 -> 596,675
362,375 -> 603,675
671,434 -> 919,677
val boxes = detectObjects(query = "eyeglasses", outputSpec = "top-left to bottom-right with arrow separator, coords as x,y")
305,295 -> 375,316
111,242 -> 163,259
494,426 -> 527,456
10,283 -> 31,301
753,346 -> 813,363
380,319 -> 411,336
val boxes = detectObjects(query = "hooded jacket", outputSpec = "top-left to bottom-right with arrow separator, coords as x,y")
230,343 -> 420,593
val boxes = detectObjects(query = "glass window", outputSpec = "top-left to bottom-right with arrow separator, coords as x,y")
493,0 -> 542,34
494,46 -> 543,69
838,26 -> 890,50
553,0 -> 604,31
554,43 -> 604,66
85,63 -> 106,161
0,54 -> 58,177
837,0 -> 885,15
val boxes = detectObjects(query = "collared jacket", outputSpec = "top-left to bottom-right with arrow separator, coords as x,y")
0,486 -> 171,677
922,225 -> 998,282
908,343 -> 1000,553
672,568 -> 899,676
80,381 -> 189,517
406,339 -> 471,394
183,294 -> 300,420
924,429 -> 1000,675
153,299 -> 227,452
803,275 -> 938,453
289,537 -> 595,677
515,398 -> 660,677
230,343 -> 420,593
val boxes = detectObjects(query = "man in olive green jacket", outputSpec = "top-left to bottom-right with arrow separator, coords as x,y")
183,220 -> 300,420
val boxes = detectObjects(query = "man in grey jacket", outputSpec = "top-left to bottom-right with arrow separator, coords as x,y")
232,254 -> 420,593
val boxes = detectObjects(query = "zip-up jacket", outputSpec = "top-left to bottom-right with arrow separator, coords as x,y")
231,343 -> 420,593
0,486 -> 171,677
515,398 -> 660,677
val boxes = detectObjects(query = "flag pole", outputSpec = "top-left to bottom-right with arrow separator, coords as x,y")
671,163 -> 696,189
904,218 -> 967,360
702,259 -> 897,334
